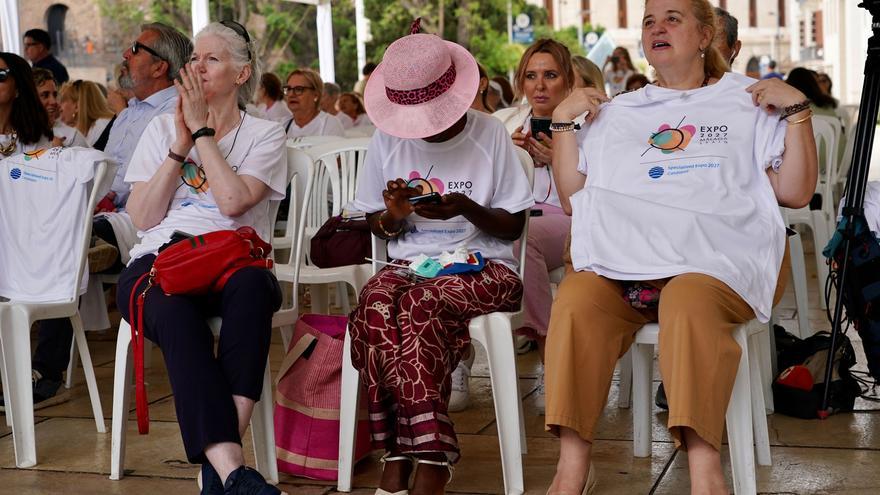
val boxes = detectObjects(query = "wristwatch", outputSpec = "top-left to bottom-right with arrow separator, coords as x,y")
191,127 -> 216,142
549,122 -> 581,133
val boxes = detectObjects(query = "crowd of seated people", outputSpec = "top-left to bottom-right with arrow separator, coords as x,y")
0,0 -> 838,492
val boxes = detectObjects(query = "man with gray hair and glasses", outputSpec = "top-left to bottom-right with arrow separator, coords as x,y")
7,23 -> 193,411
713,7 -> 742,68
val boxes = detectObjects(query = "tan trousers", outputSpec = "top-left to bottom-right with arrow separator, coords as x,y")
545,248 -> 789,451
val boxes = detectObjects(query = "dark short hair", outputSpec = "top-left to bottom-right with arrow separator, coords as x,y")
362,62 -> 377,76
0,52 -> 53,144
786,67 -> 836,109
24,29 -> 51,49
713,7 -> 738,51
261,72 -> 283,101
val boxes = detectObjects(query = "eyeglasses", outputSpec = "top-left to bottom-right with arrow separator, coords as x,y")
0,69 -> 9,83
283,85 -> 314,96
220,20 -> 252,61
131,41 -> 167,62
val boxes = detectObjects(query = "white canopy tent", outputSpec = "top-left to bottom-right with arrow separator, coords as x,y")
0,0 -> 22,55
191,0 -> 369,84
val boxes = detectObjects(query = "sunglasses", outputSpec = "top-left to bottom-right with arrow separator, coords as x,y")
220,20 -> 252,61
0,68 -> 9,83
131,41 -> 167,62
283,85 -> 314,96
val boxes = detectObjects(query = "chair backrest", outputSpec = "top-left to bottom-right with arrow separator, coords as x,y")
280,147 -> 318,301
370,145 -> 536,278
308,137 -> 372,208
271,146 -> 311,251
811,116 -> 838,204
72,159 -> 116,300
286,135 -> 344,150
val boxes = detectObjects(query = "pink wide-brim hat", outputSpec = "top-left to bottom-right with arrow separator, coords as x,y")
364,33 -> 479,139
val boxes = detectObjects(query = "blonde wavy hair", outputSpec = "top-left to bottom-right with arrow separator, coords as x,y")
644,0 -> 728,80
59,80 -> 115,136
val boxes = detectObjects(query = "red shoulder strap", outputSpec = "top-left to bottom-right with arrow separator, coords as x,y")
129,271 -> 152,434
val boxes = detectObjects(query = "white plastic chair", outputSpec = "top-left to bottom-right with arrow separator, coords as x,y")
337,147 -> 535,495
285,135 -> 344,150
289,139 -> 373,316
783,117 -> 838,310
631,320 -> 771,495
0,159 -> 113,468
109,146 -> 302,482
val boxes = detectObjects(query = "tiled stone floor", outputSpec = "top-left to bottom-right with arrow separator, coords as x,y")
2,236 -> 879,494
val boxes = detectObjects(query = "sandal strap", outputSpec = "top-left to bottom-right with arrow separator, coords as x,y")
414,458 -> 455,485
380,453 -> 414,464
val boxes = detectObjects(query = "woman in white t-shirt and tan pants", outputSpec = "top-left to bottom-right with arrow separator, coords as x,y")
543,1 -> 818,494
348,24 -> 534,495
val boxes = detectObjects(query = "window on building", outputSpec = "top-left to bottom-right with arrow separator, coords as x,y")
583,0 -> 591,24
720,0 -> 727,10
799,20 -> 806,48
813,11 -> 824,48
778,0 -> 786,27
749,0 -> 757,28
618,0 -> 627,28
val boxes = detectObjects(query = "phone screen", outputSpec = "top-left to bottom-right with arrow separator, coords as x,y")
530,117 -> 552,141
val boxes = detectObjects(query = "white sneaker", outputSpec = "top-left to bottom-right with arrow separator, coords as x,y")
448,345 -> 475,412
535,366 -> 546,415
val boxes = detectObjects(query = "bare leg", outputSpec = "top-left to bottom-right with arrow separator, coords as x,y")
681,427 -> 727,495
233,394 -> 254,437
547,426 -> 592,493
379,449 -> 415,493
410,452 -> 451,495
205,442 -> 246,484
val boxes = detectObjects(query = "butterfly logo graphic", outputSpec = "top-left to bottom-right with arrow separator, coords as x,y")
407,166 -> 444,194
643,116 -> 696,156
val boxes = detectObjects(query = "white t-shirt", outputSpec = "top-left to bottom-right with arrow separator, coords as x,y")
570,72 -> 787,322
0,134 -> 52,156
86,117 -> 112,146
53,122 -> 89,148
352,110 -> 535,268
125,113 -> 288,261
284,111 -> 345,138
338,112 -> 373,130
0,147 -> 111,302
257,100 -> 293,123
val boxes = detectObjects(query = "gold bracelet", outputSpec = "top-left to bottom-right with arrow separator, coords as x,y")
377,210 -> 403,237
785,110 -> 813,126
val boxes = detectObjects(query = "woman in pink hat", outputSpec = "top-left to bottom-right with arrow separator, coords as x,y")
348,21 -> 535,495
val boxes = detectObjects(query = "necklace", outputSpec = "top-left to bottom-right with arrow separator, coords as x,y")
654,74 -> 711,90
0,132 -> 18,157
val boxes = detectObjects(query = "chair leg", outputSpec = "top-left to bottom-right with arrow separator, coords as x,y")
726,327 -> 757,495
471,313 -> 525,495
758,323 -> 775,414
251,361 -> 278,484
337,328 -> 361,493
0,306 -> 38,467
617,349 -> 633,409
310,284 -> 330,314
631,342 -> 653,458
70,313 -> 106,433
747,331 -> 772,467
65,337 -> 79,389
110,320 -> 134,480
810,210 -> 830,311
788,232 -> 812,339
0,339 -> 11,427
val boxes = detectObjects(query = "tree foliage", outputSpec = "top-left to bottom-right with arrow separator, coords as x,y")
96,1 -> 600,92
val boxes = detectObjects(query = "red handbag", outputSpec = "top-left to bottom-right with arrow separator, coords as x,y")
128,226 -> 274,434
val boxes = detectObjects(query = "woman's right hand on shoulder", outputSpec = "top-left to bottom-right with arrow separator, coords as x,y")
382,178 -> 421,220
511,125 -> 529,149
553,88 -> 610,124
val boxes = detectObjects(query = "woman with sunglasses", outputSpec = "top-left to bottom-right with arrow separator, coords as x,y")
0,53 -> 54,157
117,22 -> 287,495
544,1 -> 816,492
282,68 -> 345,138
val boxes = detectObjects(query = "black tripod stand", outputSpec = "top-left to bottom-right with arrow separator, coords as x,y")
820,0 -> 880,418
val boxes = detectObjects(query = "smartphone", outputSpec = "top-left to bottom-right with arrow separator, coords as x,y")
408,192 -> 442,205
530,117 -> 552,142
529,209 -> 543,217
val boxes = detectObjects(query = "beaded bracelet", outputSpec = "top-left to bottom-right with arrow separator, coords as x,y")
779,100 -> 811,121
378,210 -> 403,237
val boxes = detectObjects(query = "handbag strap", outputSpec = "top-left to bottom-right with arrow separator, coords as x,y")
128,270 -> 153,435
274,331 -> 319,388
